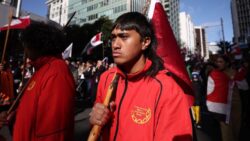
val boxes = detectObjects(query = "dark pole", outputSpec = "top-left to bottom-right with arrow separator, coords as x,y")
63,11 -> 76,28
221,17 -> 226,54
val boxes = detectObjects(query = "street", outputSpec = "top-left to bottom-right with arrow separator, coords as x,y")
0,108 -> 92,141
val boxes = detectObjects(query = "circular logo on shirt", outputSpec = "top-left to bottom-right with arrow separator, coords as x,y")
131,106 -> 151,124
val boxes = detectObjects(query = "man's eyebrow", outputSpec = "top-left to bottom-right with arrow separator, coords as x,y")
111,32 -> 128,37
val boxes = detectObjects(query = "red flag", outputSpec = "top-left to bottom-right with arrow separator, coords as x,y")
0,16 -> 31,31
81,32 -> 103,55
148,0 -> 193,95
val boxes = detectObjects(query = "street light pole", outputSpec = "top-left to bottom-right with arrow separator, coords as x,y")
221,17 -> 226,54
15,0 -> 22,18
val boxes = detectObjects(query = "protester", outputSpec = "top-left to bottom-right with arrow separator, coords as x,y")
206,55 -> 242,141
83,60 -> 95,101
0,21 -> 75,141
89,12 -> 193,141
17,58 -> 34,94
91,60 -> 106,103
0,61 -> 14,106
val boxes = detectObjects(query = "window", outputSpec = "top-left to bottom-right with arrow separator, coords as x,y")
113,4 -> 127,14
87,3 -> 98,12
82,0 -> 87,4
99,1 -> 104,7
88,14 -> 98,21
104,0 -> 109,6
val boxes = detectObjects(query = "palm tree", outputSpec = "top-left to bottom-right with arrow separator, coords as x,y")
217,40 -> 231,54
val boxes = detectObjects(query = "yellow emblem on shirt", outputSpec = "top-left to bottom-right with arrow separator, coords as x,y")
27,81 -> 36,91
131,106 -> 151,124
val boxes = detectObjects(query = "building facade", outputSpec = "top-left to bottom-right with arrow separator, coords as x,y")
66,0 -> 147,25
162,0 -> 180,41
179,12 -> 195,54
45,0 -> 180,41
46,0 -> 69,26
195,27 -> 208,59
231,0 -> 250,43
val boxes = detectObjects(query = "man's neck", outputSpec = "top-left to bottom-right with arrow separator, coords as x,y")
122,56 -> 146,74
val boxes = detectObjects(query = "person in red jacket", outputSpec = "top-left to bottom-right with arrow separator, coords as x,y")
0,21 -> 75,141
0,61 -> 14,106
89,12 -> 193,141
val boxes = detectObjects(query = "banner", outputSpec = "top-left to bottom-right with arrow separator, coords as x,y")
0,16 -> 31,31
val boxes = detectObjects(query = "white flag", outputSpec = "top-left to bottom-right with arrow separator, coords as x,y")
62,43 -> 73,59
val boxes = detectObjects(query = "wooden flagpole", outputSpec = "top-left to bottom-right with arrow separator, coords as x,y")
87,74 -> 119,141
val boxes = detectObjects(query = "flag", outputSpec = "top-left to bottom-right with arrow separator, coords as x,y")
0,16 -> 31,31
206,70 -> 233,123
147,0 -> 193,97
62,43 -> 73,59
81,32 -> 103,55
231,44 -> 242,60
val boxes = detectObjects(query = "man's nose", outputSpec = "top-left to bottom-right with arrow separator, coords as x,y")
112,38 -> 121,49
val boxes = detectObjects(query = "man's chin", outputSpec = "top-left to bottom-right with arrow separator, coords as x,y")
113,58 -> 123,66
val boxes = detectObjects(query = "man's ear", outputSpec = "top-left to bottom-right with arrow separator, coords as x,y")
142,37 -> 151,50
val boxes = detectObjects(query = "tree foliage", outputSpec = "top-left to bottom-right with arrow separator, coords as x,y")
217,40 -> 231,54
63,16 -> 113,61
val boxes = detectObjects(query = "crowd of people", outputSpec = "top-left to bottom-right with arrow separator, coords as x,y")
187,53 -> 250,141
0,11 -> 249,141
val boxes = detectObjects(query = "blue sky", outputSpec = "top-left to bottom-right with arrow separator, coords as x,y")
22,0 -> 47,16
180,0 -> 233,43
22,0 -> 233,43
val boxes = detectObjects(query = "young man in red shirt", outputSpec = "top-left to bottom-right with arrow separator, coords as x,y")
89,12 -> 193,141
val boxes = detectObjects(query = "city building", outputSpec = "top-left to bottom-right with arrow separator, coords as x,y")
231,0 -> 250,43
63,0 -> 179,40
195,26 -> 208,59
46,0 -> 69,26
45,0 -> 180,43
179,12 -> 195,54
66,0 -> 147,25
162,0 -> 180,41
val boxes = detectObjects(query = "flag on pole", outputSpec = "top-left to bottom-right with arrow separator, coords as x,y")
81,32 -> 103,55
0,16 -> 31,31
147,0 -> 193,97
62,43 -> 73,59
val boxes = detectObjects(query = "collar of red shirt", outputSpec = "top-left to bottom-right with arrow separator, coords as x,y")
115,59 -> 152,80
31,55 -> 62,70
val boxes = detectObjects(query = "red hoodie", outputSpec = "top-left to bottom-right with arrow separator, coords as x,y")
13,56 -> 75,141
96,59 -> 193,141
